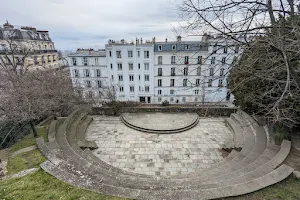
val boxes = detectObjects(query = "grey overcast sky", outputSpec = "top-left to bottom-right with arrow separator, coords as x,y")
1,0 -> 188,51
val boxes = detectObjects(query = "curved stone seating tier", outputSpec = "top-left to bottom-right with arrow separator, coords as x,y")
76,115 -> 97,150
36,110 -> 294,199
48,120 -> 59,142
225,118 -> 244,148
121,113 -> 199,134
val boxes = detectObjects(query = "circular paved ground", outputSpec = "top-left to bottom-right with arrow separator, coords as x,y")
86,114 -> 234,177
122,113 -> 198,131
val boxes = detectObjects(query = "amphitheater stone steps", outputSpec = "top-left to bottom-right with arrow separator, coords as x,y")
37,110 -> 294,199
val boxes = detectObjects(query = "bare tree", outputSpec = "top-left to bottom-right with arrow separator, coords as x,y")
178,0 -> 300,127
0,31 -> 86,137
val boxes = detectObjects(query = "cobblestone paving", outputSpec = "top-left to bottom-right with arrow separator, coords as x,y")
86,115 -> 234,177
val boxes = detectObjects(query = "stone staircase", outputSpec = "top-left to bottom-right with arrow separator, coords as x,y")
36,109 -> 294,200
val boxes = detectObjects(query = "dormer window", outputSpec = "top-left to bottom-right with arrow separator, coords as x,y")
185,44 -> 189,50
158,45 -> 162,51
172,45 -> 176,50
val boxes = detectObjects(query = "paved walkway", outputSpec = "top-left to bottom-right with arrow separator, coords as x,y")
86,115 -> 234,177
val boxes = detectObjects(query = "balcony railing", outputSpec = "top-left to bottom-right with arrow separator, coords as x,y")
171,73 -> 176,76
158,73 -> 162,76
0,49 -> 58,55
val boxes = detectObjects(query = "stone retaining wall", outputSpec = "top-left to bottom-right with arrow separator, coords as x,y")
91,106 -> 237,117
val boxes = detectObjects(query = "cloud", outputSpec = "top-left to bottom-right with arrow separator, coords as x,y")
1,0 -> 183,50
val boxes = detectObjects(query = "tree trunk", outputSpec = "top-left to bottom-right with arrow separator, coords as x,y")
29,121 -> 38,138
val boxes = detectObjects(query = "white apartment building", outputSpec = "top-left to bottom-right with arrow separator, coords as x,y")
105,39 -> 155,103
153,35 -> 239,104
68,35 -> 239,104
68,49 -> 109,99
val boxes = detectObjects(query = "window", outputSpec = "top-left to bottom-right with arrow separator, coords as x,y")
158,90 -> 162,95
213,44 -> 217,54
235,45 -> 239,53
145,86 -> 150,92
145,75 -> 149,81
88,91 -> 93,98
184,67 -> 188,76
158,68 -> 162,76
170,89 -> 174,95
182,97 -> 186,102
198,56 -> 202,64
209,68 -> 214,76
117,63 -> 122,70
158,45 -> 162,51
74,69 -> 79,77
194,97 -> 198,102
47,55 -> 51,62
171,56 -> 176,64
184,56 -> 189,64
232,56 -> 237,64
86,80 -> 91,88
211,57 -> 216,64
208,79 -> 213,87
144,63 -> 149,70
119,75 -> 123,81
130,86 -> 134,92
138,51 -> 140,57
196,79 -> 200,86
220,68 -> 225,76
170,79 -> 175,87
34,56 -> 38,64
158,79 -> 162,87
111,75 -> 114,80
172,45 -> 176,50
157,97 -> 162,102
144,51 -> 149,58
128,51 -> 133,58
138,63 -> 140,69
96,69 -> 101,77
139,86 -> 141,91
170,97 -> 174,102
222,57 -> 226,65
84,69 -> 90,77
72,58 -> 77,66
195,90 -> 199,95
52,55 -> 55,61
129,63 -> 133,70
110,64 -> 113,69
219,79 -> 223,87
116,51 -> 121,58
95,57 -> 99,65
171,68 -> 175,76
158,56 -> 162,64
119,86 -> 124,92
98,90 -> 103,97
223,46 -> 228,54
185,44 -> 189,50
139,75 -> 140,80
129,75 -> 134,81
83,57 -> 88,66
97,80 -> 102,88
183,79 -> 187,86
193,66 -> 200,76
109,51 -> 112,57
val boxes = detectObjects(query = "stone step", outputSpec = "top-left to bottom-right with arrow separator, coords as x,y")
225,117 -> 244,147
48,120 -> 59,142
120,114 -> 199,134
40,159 -> 294,200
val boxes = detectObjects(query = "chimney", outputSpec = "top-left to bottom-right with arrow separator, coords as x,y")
3,20 -> 14,29
141,37 -> 143,44
152,37 -> 156,43
136,38 -> 138,45
177,35 -> 182,42
165,38 -> 168,42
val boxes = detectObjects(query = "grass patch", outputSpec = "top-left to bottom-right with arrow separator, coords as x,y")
9,126 -> 48,152
7,149 -> 47,175
0,170 -> 126,200
225,176 -> 300,200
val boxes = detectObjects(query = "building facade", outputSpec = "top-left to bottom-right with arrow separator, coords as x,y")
105,39 -> 155,103
68,35 -> 239,104
0,21 -> 61,69
68,49 -> 109,99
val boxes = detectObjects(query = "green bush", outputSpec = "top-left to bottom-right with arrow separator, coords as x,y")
162,100 -> 170,106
